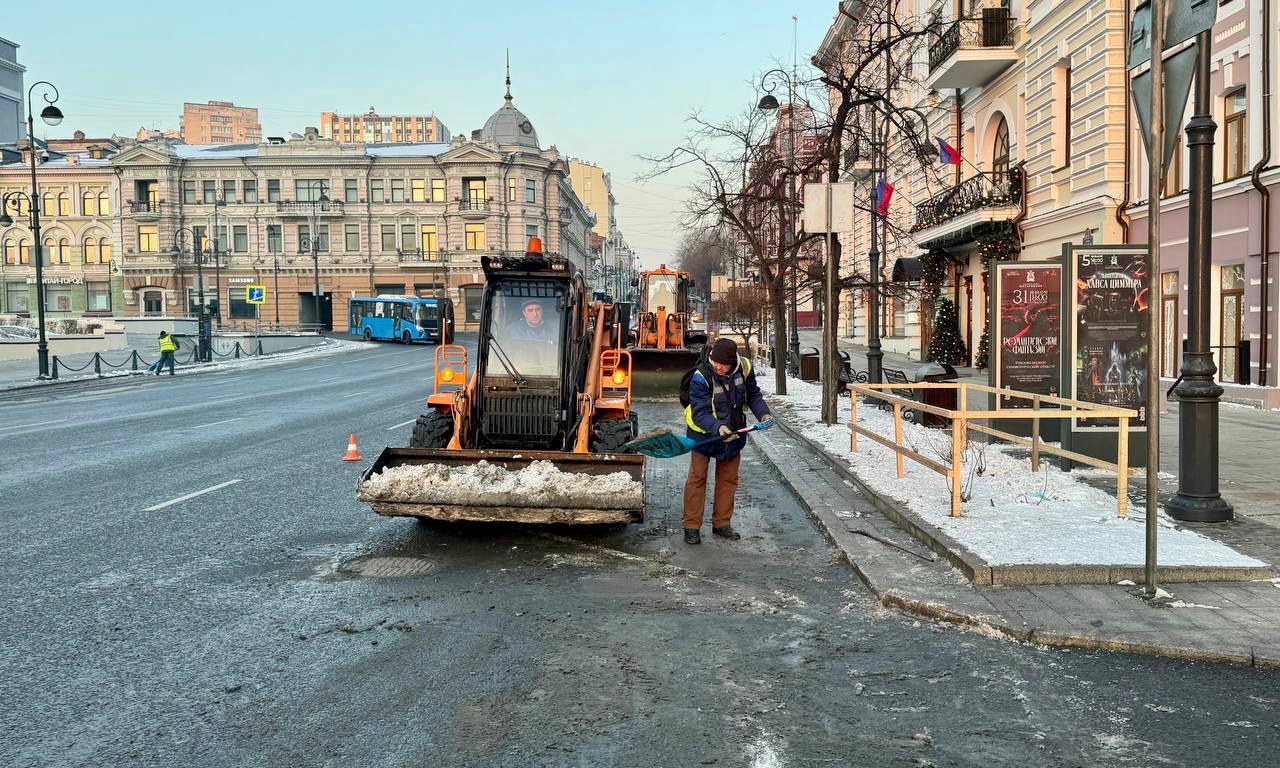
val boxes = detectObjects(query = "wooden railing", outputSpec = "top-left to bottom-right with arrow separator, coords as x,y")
849,382 -> 1136,518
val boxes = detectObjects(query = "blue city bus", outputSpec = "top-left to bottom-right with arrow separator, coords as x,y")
348,296 -> 455,344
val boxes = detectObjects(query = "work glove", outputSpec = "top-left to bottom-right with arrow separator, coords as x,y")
718,425 -> 740,443
758,415 -> 775,429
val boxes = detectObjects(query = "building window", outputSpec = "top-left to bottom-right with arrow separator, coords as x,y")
508,177 -> 518,201
46,285 -> 73,312
1224,88 -> 1247,181
2,238 -> 14,265
390,179 -> 405,202
1220,264 -> 1245,383
991,115 -> 1010,183
138,225 -> 159,253
41,237 -> 54,264
371,180 -> 385,203
83,191 -> 98,216
212,225 -> 228,252
1163,134 -> 1184,197
192,225 -> 208,253
228,288 -> 255,319
99,191 -> 110,216
183,181 -> 197,204
267,224 -> 282,253
345,179 -> 358,203
6,284 -> 28,312
233,225 -> 249,252
84,236 -> 101,264
344,223 -> 360,252
267,179 -> 281,202
142,290 -> 163,315
86,280 -> 111,313
401,224 -> 417,251
1161,271 -> 1179,377
463,285 -> 483,323
412,179 -> 426,203
1051,63 -> 1071,169
203,180 -> 217,203
243,180 -> 258,203
19,239 -> 30,264
463,179 -> 486,204
431,179 -> 445,202
381,224 -> 396,251
421,224 -> 438,254
295,179 -> 329,202
525,179 -> 537,203
525,224 -> 540,243
222,179 -> 237,203
41,193 -> 56,217
465,223 -> 485,251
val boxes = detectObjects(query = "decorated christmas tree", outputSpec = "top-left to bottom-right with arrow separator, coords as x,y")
974,325 -> 991,369
927,297 -> 967,366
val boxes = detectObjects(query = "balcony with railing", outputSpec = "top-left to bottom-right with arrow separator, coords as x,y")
126,200 -> 165,220
457,197 -> 491,219
910,169 -> 1022,246
926,7 -> 1017,90
275,200 -> 345,217
397,249 -> 448,265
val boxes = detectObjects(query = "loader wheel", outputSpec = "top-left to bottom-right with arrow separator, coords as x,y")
409,410 -> 454,449
590,418 -> 636,454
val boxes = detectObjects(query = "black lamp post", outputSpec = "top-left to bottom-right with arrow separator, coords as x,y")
303,180 -> 330,329
208,198 -> 226,329
758,70 -> 802,376
173,227 -> 210,362
0,81 -> 64,378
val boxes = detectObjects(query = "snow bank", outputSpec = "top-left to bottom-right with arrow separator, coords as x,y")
360,460 -> 644,510
759,370 -> 1266,568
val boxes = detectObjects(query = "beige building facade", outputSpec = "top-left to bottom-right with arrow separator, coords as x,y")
180,101 -> 262,145
320,109 -> 451,144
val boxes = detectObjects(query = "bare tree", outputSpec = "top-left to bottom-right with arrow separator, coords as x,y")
711,284 -> 770,359
672,226 -> 738,290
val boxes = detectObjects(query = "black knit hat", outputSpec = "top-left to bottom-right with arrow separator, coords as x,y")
709,337 -> 738,365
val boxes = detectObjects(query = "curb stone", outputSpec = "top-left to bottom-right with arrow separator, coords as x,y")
753,416 -> 1280,668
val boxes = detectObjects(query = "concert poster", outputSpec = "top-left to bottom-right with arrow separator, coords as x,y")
995,264 -> 1061,406
1071,249 -> 1150,430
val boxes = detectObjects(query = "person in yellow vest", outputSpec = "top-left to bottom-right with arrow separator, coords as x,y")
155,331 -> 179,376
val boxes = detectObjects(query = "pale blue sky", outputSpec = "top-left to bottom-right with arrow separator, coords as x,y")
4,0 -> 835,265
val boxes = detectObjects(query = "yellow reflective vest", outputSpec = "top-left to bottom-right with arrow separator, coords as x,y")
158,335 -> 176,353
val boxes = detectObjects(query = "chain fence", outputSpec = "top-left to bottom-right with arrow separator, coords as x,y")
50,338 -> 267,380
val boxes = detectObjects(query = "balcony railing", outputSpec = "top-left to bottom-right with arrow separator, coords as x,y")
458,198 -> 490,212
911,170 -> 1021,232
397,249 -> 448,263
928,8 -> 1015,73
127,200 -> 164,214
275,200 -> 345,216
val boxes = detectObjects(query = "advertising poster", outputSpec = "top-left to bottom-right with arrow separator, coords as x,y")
1072,249 -> 1150,430
996,264 -> 1061,406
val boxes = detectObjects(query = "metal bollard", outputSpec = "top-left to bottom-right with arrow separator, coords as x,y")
131,350 -> 140,372
51,356 -> 59,380
256,340 -> 264,355
234,342 -> 241,359
94,353 -> 102,377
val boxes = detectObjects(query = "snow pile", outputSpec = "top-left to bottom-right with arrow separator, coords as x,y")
360,460 -> 644,510
759,369 -> 1267,568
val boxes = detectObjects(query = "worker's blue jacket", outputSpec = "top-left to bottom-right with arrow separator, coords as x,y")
684,356 -> 770,460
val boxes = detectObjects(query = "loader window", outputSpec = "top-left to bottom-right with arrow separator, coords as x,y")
648,275 -> 678,312
487,282 -> 564,379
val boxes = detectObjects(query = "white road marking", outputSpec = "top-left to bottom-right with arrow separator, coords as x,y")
314,376 -> 339,384
143,479 -> 244,512
190,417 -> 242,429
0,418 -> 67,432
342,391 -> 370,398
386,418 -> 417,430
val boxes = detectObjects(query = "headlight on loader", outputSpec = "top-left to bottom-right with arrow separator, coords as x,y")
440,367 -> 455,383
611,370 -> 627,385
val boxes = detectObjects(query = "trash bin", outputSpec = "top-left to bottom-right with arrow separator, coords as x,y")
913,362 -> 958,428
799,347 -> 820,382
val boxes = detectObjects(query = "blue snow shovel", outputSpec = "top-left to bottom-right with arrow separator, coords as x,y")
623,419 -> 776,459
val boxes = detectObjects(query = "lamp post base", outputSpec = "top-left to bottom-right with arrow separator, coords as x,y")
1165,492 -> 1233,522
1168,355 -> 1232,522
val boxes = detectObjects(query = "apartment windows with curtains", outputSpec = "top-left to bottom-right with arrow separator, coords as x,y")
1224,89 -> 1247,181
381,224 -> 396,251
412,179 -> 426,203
421,224 -> 438,255
345,179 -> 358,203
1161,271 -> 1180,378
138,225 -> 159,252
242,180 -> 258,203
1219,265 -> 1245,383
465,223 -> 485,250
431,179 -> 445,202
345,224 -> 360,252
401,224 -> 417,251
525,179 -> 536,203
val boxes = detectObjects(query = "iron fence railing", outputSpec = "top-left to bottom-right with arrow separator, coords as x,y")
49,338 -> 279,380
929,8 -> 1016,72
912,171 -> 1020,232
458,198 -> 490,211
275,200 -> 345,216
127,200 -> 164,214
396,249 -> 448,263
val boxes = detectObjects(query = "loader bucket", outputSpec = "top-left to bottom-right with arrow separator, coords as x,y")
628,347 -> 702,398
356,447 -> 646,525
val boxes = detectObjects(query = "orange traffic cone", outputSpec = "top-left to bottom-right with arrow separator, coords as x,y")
342,434 -> 362,462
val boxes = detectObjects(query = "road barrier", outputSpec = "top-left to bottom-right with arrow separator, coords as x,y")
848,382 -> 1137,518
50,339 -> 267,380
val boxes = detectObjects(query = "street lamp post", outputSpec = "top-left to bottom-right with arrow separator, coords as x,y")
0,81 -> 64,378
303,180 -> 329,330
759,68 -> 802,377
273,253 -> 281,326
173,227 -> 210,362
209,198 -> 226,329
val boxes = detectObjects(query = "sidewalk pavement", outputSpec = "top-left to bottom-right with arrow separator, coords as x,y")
751,418 -> 1280,667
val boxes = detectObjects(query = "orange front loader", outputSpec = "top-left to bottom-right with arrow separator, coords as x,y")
628,265 -> 707,395
357,239 -> 646,525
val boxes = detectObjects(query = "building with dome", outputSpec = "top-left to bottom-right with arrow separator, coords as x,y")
0,77 -> 597,330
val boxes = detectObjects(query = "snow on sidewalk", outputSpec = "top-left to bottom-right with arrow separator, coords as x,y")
758,371 -> 1266,568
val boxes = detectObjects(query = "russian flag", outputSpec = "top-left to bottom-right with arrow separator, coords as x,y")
936,138 -> 962,165
875,178 -> 894,215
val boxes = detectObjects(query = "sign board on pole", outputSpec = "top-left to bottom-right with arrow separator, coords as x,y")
1128,0 -> 1216,171
1069,247 -> 1151,431
993,263 -> 1062,406
246,285 -> 267,304
802,182 -> 854,233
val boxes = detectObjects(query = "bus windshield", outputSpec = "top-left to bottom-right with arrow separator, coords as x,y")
486,283 -> 563,379
647,275 -> 679,313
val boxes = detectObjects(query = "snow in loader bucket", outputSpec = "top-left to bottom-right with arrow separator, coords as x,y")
356,447 -> 646,524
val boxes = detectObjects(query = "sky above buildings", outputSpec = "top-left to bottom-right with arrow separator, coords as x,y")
3,0 -> 835,266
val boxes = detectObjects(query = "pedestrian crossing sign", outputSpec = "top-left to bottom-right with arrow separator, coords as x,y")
246,285 -> 267,304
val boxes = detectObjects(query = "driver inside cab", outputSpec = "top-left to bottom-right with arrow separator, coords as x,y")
508,298 -> 556,342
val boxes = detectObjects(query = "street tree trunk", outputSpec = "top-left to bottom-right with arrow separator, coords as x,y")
770,277 -> 788,395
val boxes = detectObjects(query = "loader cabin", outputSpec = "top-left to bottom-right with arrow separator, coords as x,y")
475,240 -> 582,450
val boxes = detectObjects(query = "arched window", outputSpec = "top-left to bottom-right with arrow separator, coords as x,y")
19,239 -> 30,265
84,237 -> 99,264
83,190 -> 98,216
42,237 -> 54,264
100,239 -> 111,263
58,193 -> 70,217
99,191 -> 111,216
58,238 -> 70,264
42,194 -> 56,217
992,115 -> 1010,184
2,238 -> 13,265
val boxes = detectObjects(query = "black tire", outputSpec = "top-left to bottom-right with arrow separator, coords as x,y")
628,412 -> 639,438
402,330 -> 413,344
590,417 -> 636,454
409,410 -> 453,449
363,328 -> 373,342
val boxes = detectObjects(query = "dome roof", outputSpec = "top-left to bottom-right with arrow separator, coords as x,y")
480,68 -> 539,149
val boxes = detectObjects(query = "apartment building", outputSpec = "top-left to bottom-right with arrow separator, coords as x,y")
320,109 -> 450,144
180,101 -> 262,145
1127,0 -> 1280,407
0,37 -> 23,145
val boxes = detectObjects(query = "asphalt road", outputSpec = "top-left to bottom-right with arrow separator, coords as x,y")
2,340 -> 1278,767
